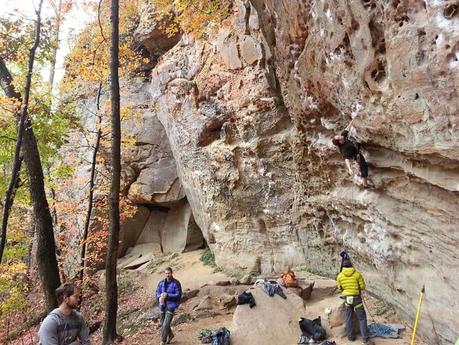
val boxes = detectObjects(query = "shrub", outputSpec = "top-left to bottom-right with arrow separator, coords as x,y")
200,248 -> 216,268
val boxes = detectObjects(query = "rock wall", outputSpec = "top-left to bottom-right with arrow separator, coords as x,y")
133,0 -> 459,343
58,76 -> 203,267
119,78 -> 205,255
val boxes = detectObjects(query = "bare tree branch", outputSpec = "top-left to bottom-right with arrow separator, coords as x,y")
79,82 -> 103,284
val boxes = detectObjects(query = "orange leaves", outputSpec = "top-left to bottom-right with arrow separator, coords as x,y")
84,227 -> 109,267
153,0 -> 230,37
60,0 -> 144,96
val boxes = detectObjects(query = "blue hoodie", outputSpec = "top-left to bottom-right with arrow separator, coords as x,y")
156,278 -> 182,312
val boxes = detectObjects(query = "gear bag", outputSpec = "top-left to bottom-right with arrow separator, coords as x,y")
211,327 -> 230,345
299,316 -> 326,342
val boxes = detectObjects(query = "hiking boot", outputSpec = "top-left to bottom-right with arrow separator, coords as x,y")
167,331 -> 174,343
363,183 -> 375,189
348,335 -> 356,341
363,339 -> 375,345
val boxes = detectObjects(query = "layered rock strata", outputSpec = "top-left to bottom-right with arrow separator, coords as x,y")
133,0 -> 458,343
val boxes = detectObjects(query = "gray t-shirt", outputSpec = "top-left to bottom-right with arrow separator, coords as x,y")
38,308 -> 90,345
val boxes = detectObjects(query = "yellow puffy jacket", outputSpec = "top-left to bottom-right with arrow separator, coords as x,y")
336,267 -> 366,296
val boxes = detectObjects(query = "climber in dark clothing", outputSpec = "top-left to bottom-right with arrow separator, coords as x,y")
332,130 -> 373,188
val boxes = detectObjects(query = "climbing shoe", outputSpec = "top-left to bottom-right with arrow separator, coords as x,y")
167,331 -> 174,343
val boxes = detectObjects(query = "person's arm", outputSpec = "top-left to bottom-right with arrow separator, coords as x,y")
78,316 -> 91,345
38,316 -> 59,345
344,159 -> 353,175
358,273 -> 366,291
167,280 -> 182,301
156,280 -> 163,300
336,274 -> 342,291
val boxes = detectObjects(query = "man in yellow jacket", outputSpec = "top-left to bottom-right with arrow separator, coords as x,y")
336,258 -> 375,345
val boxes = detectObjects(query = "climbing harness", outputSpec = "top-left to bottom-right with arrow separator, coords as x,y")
410,285 -> 425,345
338,250 -> 376,322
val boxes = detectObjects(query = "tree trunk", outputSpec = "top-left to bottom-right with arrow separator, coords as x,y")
48,23 -> 60,88
47,0 -> 64,225
0,155 -> 22,263
0,0 -> 61,311
24,116 -> 61,311
103,0 -> 121,342
48,0 -> 62,88
79,82 -> 103,284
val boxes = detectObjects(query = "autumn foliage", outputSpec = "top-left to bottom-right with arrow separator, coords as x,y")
0,0 -> 230,342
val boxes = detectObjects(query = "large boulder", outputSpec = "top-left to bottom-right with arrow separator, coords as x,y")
127,158 -> 185,204
117,242 -> 162,270
121,90 -> 185,205
119,206 -> 150,256
135,208 -> 167,244
161,200 -> 204,253
133,2 -> 181,59
231,286 -> 306,345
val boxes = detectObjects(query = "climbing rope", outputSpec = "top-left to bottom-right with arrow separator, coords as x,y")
362,293 -> 376,323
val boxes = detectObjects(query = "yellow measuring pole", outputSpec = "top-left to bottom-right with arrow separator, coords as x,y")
410,285 -> 425,345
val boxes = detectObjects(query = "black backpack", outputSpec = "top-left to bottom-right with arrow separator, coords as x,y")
211,327 -> 230,345
299,316 -> 326,341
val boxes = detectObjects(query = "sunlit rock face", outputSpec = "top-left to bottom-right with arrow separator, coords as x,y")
121,79 -> 185,205
120,79 -> 203,254
133,2 -> 181,62
133,0 -> 458,343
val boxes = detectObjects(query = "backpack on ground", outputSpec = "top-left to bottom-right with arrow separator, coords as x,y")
211,327 -> 230,345
299,316 -> 326,341
282,270 -> 299,288
298,334 -> 309,344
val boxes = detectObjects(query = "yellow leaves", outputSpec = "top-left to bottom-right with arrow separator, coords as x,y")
60,0 -> 144,95
49,0 -> 74,18
0,97 -> 19,126
0,262 -> 27,278
121,134 -> 136,152
0,261 -> 29,320
153,0 -> 229,37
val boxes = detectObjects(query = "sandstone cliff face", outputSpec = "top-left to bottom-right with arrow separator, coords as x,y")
119,78 -> 204,255
127,0 -> 458,343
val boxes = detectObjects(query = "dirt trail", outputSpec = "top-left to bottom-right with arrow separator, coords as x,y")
85,249 -> 428,345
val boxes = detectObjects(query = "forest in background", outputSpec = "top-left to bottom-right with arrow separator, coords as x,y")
0,0 -> 227,343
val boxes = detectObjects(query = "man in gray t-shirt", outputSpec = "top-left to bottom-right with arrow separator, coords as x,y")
38,283 -> 90,345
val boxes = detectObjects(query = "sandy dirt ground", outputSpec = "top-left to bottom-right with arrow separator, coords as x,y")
10,250 -> 429,345
108,250 -> 428,345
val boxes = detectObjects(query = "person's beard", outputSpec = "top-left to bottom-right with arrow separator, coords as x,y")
66,300 -> 79,310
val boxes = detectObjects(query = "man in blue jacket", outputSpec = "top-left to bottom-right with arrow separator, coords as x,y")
156,267 -> 182,345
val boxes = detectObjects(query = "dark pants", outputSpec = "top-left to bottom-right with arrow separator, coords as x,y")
356,154 -> 368,178
344,296 -> 370,341
160,310 -> 174,343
